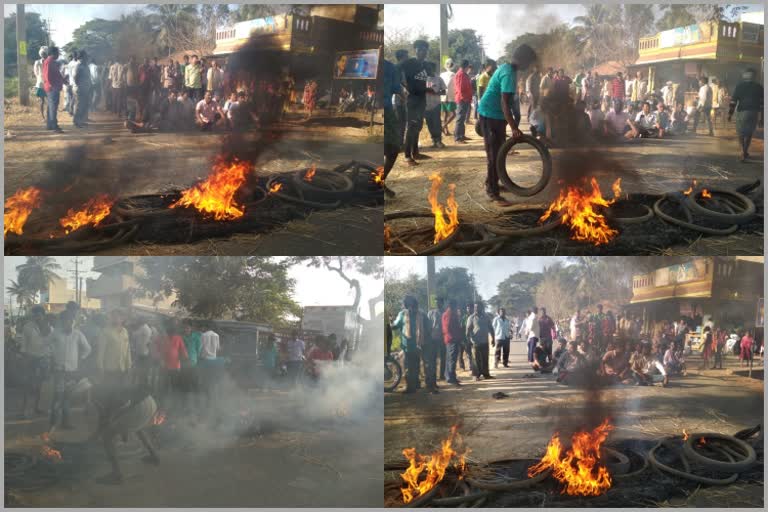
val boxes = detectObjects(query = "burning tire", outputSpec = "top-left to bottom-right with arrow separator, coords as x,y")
682,433 -> 757,473
684,189 -> 756,225
484,210 -> 562,237
292,167 -> 355,199
495,135 -> 552,197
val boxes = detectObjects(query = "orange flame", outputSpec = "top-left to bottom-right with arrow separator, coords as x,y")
59,194 -> 114,234
384,224 -> 391,251
528,419 -> 613,496
373,166 -> 384,186
4,187 -> 43,236
41,445 -> 62,462
269,182 -> 283,194
400,425 -> 468,504
701,189 -> 712,199
540,178 -> 621,246
152,411 -> 166,425
682,429 -> 689,441
170,157 -> 251,220
683,180 -> 698,196
698,437 -> 707,445
304,164 -> 317,182
427,174 -> 459,244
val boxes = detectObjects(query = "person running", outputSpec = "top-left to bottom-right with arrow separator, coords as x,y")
728,68 -> 763,162
391,295 -> 428,393
34,46 -> 49,123
42,46 -> 65,133
453,59 -> 473,144
440,59 -> 457,136
466,302 -> 494,381
492,307 -> 511,368
19,306 -> 51,418
477,44 -> 536,206
693,76 -> 714,136
401,40 -> 431,166
441,299 -> 462,386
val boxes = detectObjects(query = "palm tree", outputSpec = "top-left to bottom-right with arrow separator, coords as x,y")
146,4 -> 199,56
17,256 -> 61,303
6,279 -> 36,315
573,5 -> 620,67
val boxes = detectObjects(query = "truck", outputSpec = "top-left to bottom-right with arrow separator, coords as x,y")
301,305 -> 361,352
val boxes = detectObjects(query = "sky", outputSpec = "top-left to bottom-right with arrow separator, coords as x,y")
3,257 -> 382,320
384,256 -> 568,301
384,3 -> 764,59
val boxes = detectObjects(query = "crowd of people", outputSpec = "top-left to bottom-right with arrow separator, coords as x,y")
381,40 -> 764,203
33,46 -> 369,135
387,295 -> 764,394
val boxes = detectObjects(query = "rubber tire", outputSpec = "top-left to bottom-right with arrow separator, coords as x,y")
685,189 -> 756,225
606,203 -> 654,225
385,357 -> 402,393
648,440 -> 739,485
653,196 -> 739,236
682,433 -> 756,472
496,134 -> 552,197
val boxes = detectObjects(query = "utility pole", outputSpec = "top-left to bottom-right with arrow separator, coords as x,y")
16,4 -> 29,106
439,4 -> 450,69
70,257 -> 84,306
426,256 -> 436,310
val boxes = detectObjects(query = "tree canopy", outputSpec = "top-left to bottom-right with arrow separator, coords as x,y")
136,257 -> 301,327
4,11 -> 51,76
384,28 -> 485,70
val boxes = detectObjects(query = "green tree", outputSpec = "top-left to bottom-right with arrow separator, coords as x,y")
535,262 -> 579,323
655,5 -> 697,31
63,19 -> 122,64
447,29 -> 485,70
6,279 -> 37,314
384,271 -> 427,318
4,11 -> 52,76
434,267 -> 481,310
489,271 -> 543,317
146,3 -> 201,56
17,257 -> 62,303
137,257 -> 300,326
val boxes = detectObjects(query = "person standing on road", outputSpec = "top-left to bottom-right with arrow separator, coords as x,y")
49,310 -> 91,431
539,307 -> 555,362
19,306 -> 52,418
610,72 -> 625,112
425,63 -> 447,150
73,50 -> 92,128
466,302 -> 494,381
526,65 -> 541,120
524,307 -> 540,363
440,59 -> 457,136
401,40 -> 430,166
109,59 -> 125,117
383,58 -> 403,198
391,295 -> 428,393
693,76 -> 714,136
492,308 -> 511,368
394,49 -> 409,150
43,46 -> 65,133
728,68 -> 763,162
477,44 -> 535,206
453,59 -> 473,144
34,46 -> 49,123
739,330 -> 754,367
441,299 -> 463,386
459,304 -> 473,373
425,297 -> 445,393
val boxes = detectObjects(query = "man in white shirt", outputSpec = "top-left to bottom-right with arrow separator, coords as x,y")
49,310 -> 91,431
693,76 -> 714,136
131,320 -> 153,387
200,327 -> 221,361
34,46 -> 49,122
526,307 -> 540,364
587,101 -> 605,134
195,91 -> 224,131
492,308 -> 511,368
661,81 -> 675,108
89,60 -> 101,111
570,309 -> 582,343
604,100 -> 631,139
627,101 -> 656,138
109,60 -> 126,117
285,331 -> 305,386
440,59 -> 457,136
20,306 -> 51,417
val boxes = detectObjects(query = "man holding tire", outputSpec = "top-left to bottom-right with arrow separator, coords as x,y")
477,44 -> 536,206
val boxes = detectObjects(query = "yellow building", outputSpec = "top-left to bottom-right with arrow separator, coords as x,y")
38,275 -> 101,313
635,18 -> 764,92
86,257 -> 177,314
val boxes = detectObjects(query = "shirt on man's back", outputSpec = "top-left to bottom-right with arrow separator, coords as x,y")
477,63 -> 517,121
731,80 -> 764,112
50,328 -> 91,372
200,330 -> 220,359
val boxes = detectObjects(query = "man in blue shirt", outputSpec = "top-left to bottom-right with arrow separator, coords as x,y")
477,44 -> 536,205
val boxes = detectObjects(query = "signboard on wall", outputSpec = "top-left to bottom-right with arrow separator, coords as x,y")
234,15 -> 289,40
741,23 -> 761,43
654,259 -> 708,287
333,49 -> 379,79
659,24 -> 702,48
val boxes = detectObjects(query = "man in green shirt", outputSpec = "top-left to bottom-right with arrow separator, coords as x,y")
185,55 -> 203,102
181,322 -> 202,412
477,44 -> 536,206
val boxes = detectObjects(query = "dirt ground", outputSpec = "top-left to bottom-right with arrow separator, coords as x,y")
5,385 -> 382,507
384,341 -> 764,507
384,116 -> 764,255
4,100 -> 383,255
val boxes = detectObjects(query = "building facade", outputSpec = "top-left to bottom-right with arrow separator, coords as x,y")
86,257 -> 177,314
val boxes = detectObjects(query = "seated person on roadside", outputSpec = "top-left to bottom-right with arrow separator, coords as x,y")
587,100 -> 605,135
629,342 -> 668,386
649,102 -> 670,138
627,101 -> 658,138
556,341 -> 586,384
126,90 -> 181,133
222,91 -> 238,128
529,105 -> 546,139
603,100 -> 631,139
531,338 -> 553,373
552,338 -> 567,371
663,344 -> 686,376
195,91 -> 225,131
600,341 -> 631,385
229,91 -> 258,131
670,103 -> 688,135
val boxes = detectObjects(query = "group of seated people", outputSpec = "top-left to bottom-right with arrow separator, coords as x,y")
529,99 -> 690,145
125,89 -> 262,134
530,337 -> 686,388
